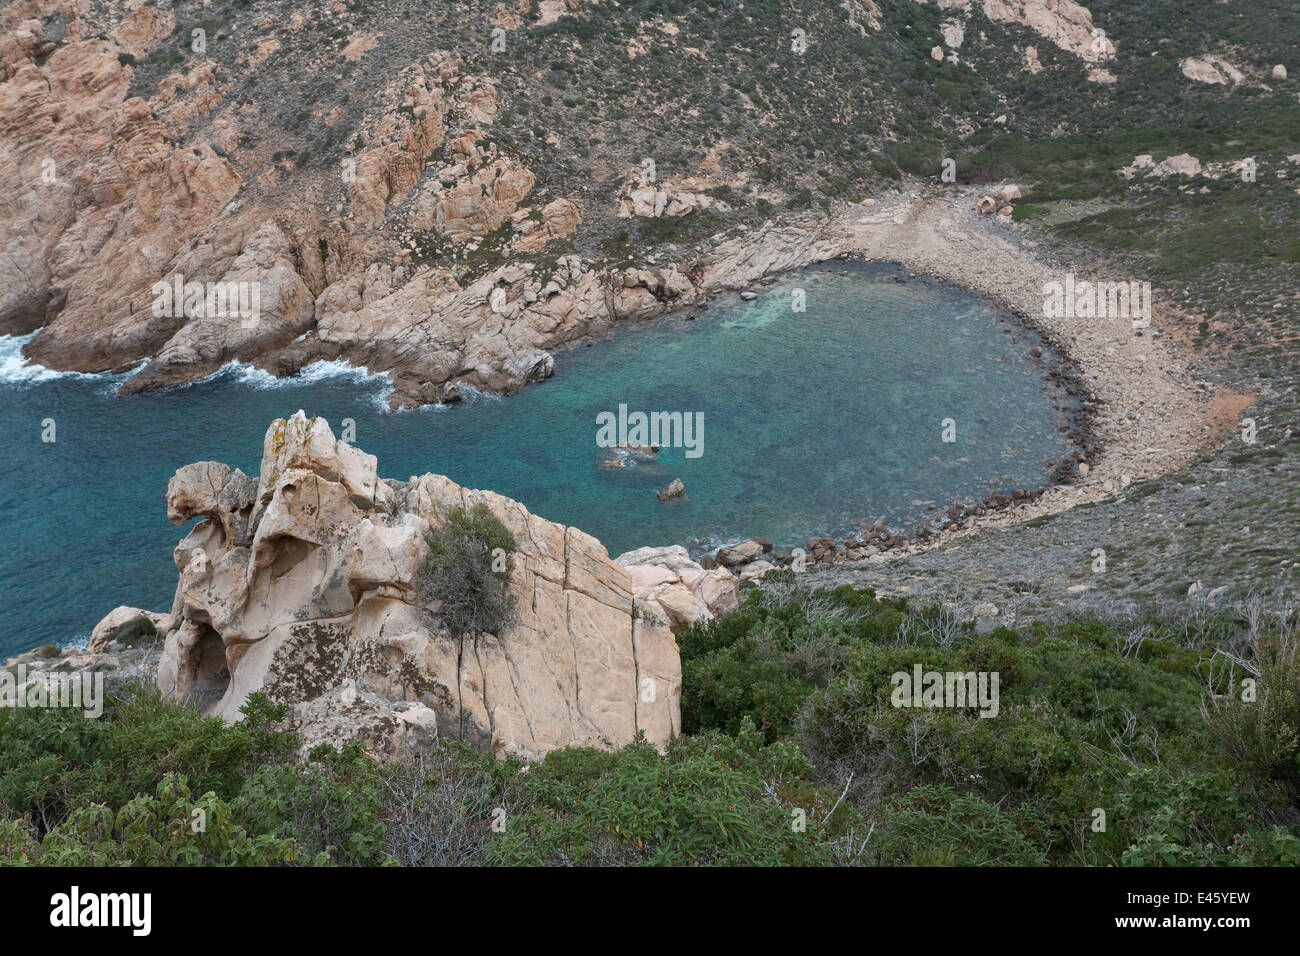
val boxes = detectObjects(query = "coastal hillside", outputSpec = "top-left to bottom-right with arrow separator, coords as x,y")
7,535 -> 1300,865
5,0 -> 1297,402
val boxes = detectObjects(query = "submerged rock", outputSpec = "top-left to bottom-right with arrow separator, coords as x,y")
656,477 -> 685,500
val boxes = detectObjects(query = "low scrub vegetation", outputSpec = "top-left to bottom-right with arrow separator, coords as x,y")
4,582 -> 1297,865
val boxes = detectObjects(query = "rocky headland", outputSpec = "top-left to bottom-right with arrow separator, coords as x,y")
6,411 -> 743,761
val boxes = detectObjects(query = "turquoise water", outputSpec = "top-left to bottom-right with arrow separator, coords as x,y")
0,262 -> 1079,654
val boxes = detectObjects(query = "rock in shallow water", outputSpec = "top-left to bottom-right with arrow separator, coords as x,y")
656,477 -> 685,500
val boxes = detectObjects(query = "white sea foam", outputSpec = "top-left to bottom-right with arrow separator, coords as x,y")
0,333 -> 470,415
450,383 -> 499,404
0,332 -> 128,385
222,361 -> 281,389
391,381 -> 499,414
294,357 -> 392,388
168,357 -> 396,406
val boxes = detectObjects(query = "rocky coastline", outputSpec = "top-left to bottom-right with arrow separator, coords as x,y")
7,184 -> 1243,637
0,0 -> 1248,613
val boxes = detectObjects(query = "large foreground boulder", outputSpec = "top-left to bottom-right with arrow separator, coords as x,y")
154,411 -> 682,760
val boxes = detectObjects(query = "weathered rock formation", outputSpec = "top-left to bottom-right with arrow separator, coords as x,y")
914,0 -> 1115,66
89,605 -> 170,652
615,546 -> 739,630
1180,54 -> 1245,86
154,411 -> 685,760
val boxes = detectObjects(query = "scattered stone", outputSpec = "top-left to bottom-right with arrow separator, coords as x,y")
737,560 -> 777,581
717,538 -> 765,567
806,536 -> 838,562
1154,153 -> 1203,177
1206,585 -> 1234,605
1274,64 -> 1288,80
1179,55 -> 1244,86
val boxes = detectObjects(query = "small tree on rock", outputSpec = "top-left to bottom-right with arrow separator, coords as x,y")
418,504 -> 517,636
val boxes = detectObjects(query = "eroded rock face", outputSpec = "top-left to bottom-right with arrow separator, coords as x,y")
155,411 -> 683,760
615,545 -> 740,629
119,222 -> 317,393
1180,55 -> 1245,86
2,20 -> 242,359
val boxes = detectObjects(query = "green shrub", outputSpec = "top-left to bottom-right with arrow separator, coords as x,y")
236,742 -> 391,865
492,720 -> 856,866
679,584 -> 904,739
1,774 -> 313,866
1204,633 -> 1300,811
870,786 -> 1050,866
1117,770 -> 1300,866
104,615 -> 159,647
0,684 -> 296,837
418,503 -> 517,636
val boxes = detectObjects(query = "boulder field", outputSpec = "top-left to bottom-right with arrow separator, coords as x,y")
100,411 -> 738,760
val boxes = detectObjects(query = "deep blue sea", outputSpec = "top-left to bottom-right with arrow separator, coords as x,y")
0,262 -> 1078,654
